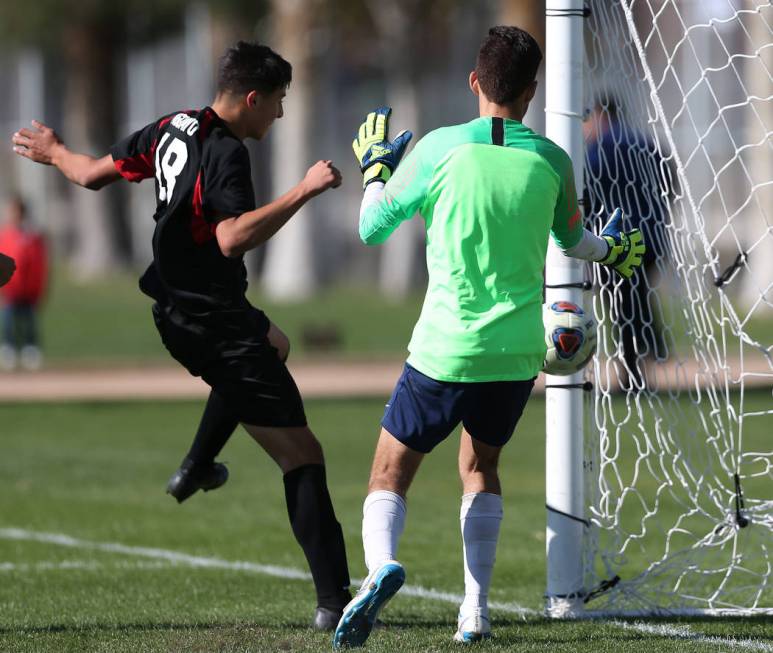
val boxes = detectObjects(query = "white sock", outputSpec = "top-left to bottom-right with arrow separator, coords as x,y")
362,490 -> 406,572
460,492 -> 503,614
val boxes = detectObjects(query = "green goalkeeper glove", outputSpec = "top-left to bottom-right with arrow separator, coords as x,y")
352,106 -> 413,188
598,208 -> 646,279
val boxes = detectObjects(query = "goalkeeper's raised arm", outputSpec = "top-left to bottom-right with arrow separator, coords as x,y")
352,106 -> 417,245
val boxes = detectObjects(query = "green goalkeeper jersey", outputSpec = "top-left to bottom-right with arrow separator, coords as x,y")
361,117 -> 583,382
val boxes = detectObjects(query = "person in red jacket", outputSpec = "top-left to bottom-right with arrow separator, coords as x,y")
0,195 -> 48,371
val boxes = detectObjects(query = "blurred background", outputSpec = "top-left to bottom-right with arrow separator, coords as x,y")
0,0 -> 551,367
0,0 -> 768,368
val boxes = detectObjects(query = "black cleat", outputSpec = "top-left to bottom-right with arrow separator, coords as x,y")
313,589 -> 353,632
166,459 -> 229,504
313,606 -> 343,632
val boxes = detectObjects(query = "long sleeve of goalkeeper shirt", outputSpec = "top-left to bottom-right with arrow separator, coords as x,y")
359,138 -> 433,245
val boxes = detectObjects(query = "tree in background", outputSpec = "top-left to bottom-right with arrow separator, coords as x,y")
319,0 -> 463,299
1,0 -> 546,292
260,0 -> 319,300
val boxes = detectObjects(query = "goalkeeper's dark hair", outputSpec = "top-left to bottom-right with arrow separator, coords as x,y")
476,26 -> 542,105
217,41 -> 292,96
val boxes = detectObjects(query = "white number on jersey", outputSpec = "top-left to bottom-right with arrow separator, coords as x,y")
155,133 -> 189,203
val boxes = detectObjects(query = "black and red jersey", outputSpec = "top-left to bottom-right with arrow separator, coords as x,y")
111,107 -> 255,316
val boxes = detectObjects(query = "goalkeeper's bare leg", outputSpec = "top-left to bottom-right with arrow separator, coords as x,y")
333,429 -> 422,648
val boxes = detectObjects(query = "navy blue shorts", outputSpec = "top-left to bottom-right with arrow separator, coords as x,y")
381,363 -> 536,454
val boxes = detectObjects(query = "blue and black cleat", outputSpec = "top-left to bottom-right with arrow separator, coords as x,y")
333,561 -> 405,648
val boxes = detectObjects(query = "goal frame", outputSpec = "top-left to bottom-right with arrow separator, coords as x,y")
543,0 -> 773,619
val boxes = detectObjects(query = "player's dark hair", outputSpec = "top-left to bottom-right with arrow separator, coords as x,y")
217,41 -> 292,96
476,26 -> 542,105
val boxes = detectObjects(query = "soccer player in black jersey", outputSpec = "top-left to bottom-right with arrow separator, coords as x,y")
12,41 -> 351,630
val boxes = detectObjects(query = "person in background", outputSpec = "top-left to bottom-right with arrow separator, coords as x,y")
584,95 -> 673,389
0,195 -> 48,371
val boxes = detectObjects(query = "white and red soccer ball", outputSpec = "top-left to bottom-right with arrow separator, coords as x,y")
542,301 -> 597,376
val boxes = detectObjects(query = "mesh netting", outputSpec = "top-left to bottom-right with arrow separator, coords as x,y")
582,0 -> 772,615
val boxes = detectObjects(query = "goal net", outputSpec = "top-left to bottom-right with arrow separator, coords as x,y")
580,0 -> 772,615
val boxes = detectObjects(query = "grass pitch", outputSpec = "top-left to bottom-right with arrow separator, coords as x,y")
1,394 -> 771,652
41,270 -> 424,365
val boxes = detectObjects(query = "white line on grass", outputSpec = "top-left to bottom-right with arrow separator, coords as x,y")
0,526 -> 534,617
0,560 -> 100,571
2,527 -> 770,651
0,527 -> 312,579
611,620 -> 773,652
0,560 -> 176,572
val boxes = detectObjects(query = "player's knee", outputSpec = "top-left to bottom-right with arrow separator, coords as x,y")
267,323 -> 290,362
275,335 -> 290,362
280,340 -> 290,363
274,338 -> 290,363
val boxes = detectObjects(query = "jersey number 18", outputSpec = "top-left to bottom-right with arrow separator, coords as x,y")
155,133 -> 188,203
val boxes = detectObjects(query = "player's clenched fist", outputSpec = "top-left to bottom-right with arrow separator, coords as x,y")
12,120 -> 63,165
302,160 -> 342,196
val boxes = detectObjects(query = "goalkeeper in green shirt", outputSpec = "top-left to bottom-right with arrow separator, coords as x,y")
334,26 -> 645,648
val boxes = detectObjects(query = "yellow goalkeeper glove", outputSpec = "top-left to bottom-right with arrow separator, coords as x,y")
598,208 -> 646,279
352,106 -> 412,188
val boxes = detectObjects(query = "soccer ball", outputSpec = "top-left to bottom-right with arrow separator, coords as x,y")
542,301 -> 597,376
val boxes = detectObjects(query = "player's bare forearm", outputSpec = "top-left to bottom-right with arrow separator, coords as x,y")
12,120 -> 121,190
51,149 -> 120,190
215,159 -> 341,258
215,183 -> 314,257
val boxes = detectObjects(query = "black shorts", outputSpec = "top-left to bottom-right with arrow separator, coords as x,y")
381,363 -> 535,454
151,302 -> 307,428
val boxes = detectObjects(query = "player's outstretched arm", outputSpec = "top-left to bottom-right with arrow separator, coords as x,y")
0,253 -> 15,288
12,120 -> 120,191
560,208 -> 646,279
215,159 -> 341,258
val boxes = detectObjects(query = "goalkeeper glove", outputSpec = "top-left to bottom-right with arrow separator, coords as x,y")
598,208 -> 646,279
352,106 -> 412,188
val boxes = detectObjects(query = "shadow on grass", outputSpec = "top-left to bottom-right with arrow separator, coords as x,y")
0,620 -> 321,636
3,614 -> 770,647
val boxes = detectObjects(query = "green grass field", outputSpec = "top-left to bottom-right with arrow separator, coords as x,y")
41,269 -> 424,365
2,393 -> 771,652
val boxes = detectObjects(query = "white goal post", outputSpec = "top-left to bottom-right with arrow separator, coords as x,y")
544,0 -> 772,617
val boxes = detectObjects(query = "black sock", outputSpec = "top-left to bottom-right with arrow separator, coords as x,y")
284,464 -> 351,611
185,389 -> 239,465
